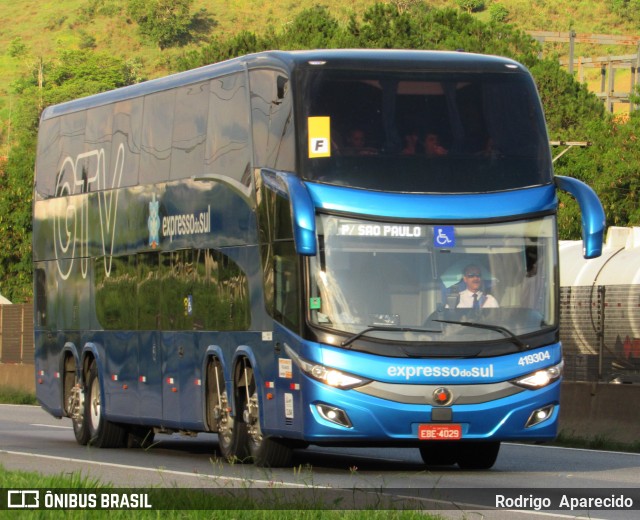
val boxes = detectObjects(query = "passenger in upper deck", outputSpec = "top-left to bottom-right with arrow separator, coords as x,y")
424,133 -> 448,157
342,128 -> 377,155
401,130 -> 419,155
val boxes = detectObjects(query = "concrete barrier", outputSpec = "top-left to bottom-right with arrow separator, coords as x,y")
558,382 -> 640,444
0,363 -> 35,393
1,363 -> 638,445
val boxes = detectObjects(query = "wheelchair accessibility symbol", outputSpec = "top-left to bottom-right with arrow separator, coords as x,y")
434,226 -> 455,248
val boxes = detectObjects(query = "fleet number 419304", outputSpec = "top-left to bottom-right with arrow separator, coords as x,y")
518,350 -> 551,366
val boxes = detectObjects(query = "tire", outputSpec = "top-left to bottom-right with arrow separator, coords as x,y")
249,433 -> 294,468
85,364 -> 126,448
243,364 -> 293,468
456,441 -> 500,470
419,442 -> 459,467
218,413 -> 250,463
208,358 -> 251,463
73,416 -> 90,445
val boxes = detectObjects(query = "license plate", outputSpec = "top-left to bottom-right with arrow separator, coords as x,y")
418,424 -> 462,440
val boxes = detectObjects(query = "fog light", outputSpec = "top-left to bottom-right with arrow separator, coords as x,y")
316,404 -> 352,428
525,404 -> 555,428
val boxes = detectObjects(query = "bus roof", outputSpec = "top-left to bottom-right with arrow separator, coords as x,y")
40,49 -> 527,121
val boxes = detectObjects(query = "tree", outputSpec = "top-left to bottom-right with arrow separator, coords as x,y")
0,50 -> 138,302
8,37 -> 27,58
489,3 -> 510,23
128,0 -> 196,49
278,6 -> 343,49
530,59 -> 611,239
456,0 -> 486,14
531,59 -> 605,139
555,115 -> 640,234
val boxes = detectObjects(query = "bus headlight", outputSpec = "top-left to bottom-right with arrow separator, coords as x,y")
512,361 -> 563,389
284,344 -> 370,389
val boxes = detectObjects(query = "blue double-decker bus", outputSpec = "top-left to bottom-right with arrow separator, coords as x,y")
33,50 -> 604,469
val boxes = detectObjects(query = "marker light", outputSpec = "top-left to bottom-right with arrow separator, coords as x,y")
285,344 -> 370,390
512,361 -> 563,389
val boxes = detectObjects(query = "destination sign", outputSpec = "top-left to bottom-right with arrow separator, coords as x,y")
337,223 -> 426,238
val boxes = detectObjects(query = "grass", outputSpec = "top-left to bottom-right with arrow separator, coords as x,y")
554,430 -> 640,454
0,386 -> 37,405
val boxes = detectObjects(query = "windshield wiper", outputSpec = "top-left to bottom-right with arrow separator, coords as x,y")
433,319 -> 529,351
341,326 -> 441,348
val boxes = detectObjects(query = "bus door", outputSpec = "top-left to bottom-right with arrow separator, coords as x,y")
161,331 -> 199,425
158,249 -> 200,426
256,167 -> 308,434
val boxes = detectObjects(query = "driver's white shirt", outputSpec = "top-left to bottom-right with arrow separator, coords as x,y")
457,289 -> 499,308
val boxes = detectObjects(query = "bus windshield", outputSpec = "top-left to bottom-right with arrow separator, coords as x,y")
308,214 -> 557,349
299,68 -> 552,193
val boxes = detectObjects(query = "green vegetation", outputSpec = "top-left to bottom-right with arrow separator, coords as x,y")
0,386 -> 37,405
554,430 -> 640,453
2,1 -> 640,303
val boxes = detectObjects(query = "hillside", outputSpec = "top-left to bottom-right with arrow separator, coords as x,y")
0,0 -> 638,147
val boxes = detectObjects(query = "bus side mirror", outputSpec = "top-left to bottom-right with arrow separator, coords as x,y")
554,175 -> 605,259
260,169 -> 317,256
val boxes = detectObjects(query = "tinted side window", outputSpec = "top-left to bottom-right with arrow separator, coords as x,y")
159,249 -> 195,330
78,104 -> 113,193
250,69 -> 294,171
206,73 -> 252,184
274,241 -> 300,332
113,98 -> 143,188
138,252 -> 161,330
56,111 -> 87,196
139,90 -> 176,184
96,255 -> 137,330
193,249 -> 250,331
171,82 -> 209,180
35,118 -> 62,198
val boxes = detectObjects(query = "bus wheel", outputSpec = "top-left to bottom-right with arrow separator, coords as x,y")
418,441 -> 458,466
456,441 -> 500,470
85,363 -> 126,448
68,379 -> 90,446
243,366 -> 293,468
218,404 -> 250,463
209,358 -> 250,463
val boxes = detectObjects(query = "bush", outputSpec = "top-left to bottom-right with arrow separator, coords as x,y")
456,0 -> 486,13
489,3 -> 510,22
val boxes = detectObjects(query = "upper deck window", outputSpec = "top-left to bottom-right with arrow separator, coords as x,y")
299,68 -> 552,193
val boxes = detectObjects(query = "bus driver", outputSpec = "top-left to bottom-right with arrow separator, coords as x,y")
456,264 -> 499,309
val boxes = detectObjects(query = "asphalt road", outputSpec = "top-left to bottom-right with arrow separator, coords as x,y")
1,404 -> 638,519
